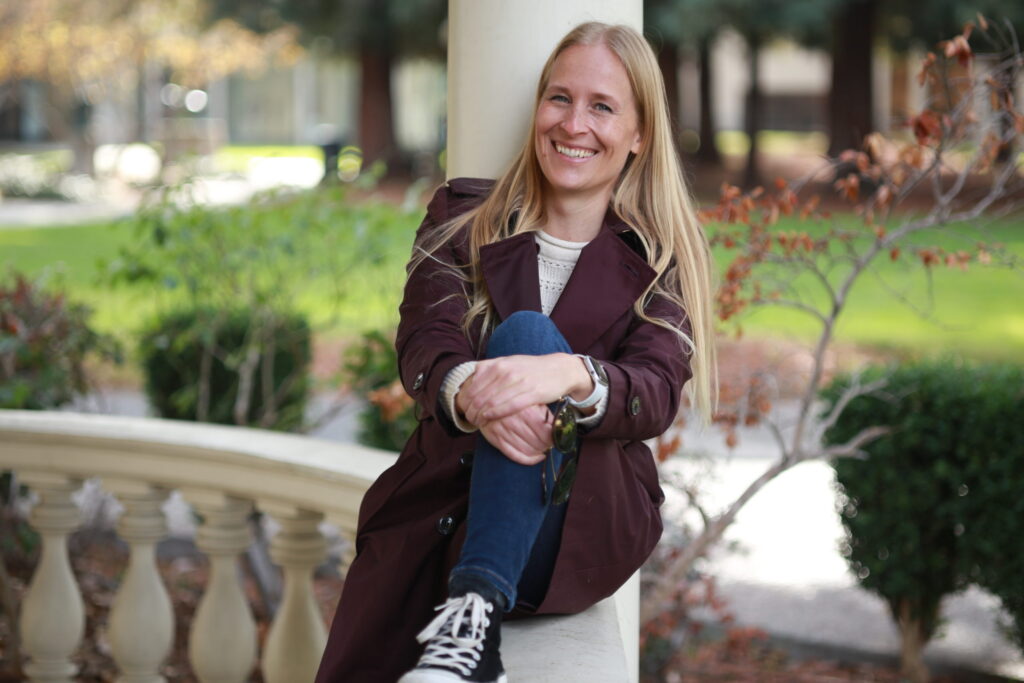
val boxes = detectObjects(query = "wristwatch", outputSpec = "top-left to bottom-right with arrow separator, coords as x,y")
566,355 -> 609,410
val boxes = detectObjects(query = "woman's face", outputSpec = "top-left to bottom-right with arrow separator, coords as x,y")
534,43 -> 642,205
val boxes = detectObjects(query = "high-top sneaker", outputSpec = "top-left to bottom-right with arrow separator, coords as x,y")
398,592 -> 507,683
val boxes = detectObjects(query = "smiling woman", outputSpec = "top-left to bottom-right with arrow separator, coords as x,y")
315,22 -> 716,683
534,43 -> 642,219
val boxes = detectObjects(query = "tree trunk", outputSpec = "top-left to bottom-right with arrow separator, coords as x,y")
232,345 -> 261,426
657,41 -> 681,142
827,0 -> 877,157
696,35 -> 721,165
994,61 -> 1018,164
742,35 -> 762,189
43,88 -> 95,176
358,46 -> 397,169
896,599 -> 932,683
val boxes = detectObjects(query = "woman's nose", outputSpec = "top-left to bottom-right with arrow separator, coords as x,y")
560,107 -> 586,135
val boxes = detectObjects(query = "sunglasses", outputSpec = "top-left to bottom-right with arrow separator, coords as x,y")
542,399 -> 580,506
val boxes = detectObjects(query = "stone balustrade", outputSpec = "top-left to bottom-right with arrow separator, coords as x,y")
0,410 -> 638,682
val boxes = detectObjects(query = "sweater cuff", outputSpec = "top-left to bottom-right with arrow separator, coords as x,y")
576,391 -> 608,430
441,361 -> 479,433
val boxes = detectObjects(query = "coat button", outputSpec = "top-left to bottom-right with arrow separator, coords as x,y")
629,396 -> 642,416
436,515 -> 456,536
459,452 -> 474,468
412,372 -> 425,391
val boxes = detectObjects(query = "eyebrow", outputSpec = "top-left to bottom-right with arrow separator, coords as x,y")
546,83 -> 623,108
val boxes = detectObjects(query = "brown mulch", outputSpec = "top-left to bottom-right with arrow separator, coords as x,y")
646,624 -> 969,683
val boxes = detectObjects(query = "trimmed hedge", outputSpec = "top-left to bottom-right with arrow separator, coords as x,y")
823,360 -> 1024,654
139,308 -> 311,431
954,364 -> 1024,647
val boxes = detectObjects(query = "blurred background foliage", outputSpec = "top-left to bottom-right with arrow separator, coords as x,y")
0,0 -> 1022,422
2,0 -> 1023,181
0,3 -> 1023,679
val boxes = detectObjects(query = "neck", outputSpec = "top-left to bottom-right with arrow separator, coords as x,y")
540,191 -> 611,242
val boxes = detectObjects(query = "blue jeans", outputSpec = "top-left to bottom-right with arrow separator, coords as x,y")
449,311 -> 571,612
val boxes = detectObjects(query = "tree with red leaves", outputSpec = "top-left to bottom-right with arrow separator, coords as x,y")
642,17 -> 1024,657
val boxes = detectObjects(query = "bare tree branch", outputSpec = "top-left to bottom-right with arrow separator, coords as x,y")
819,425 -> 892,460
816,374 -> 889,441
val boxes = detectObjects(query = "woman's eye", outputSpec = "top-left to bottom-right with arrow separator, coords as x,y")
550,94 -> 570,104
594,102 -> 613,113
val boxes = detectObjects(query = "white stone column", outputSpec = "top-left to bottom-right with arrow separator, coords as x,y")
19,472 -> 84,683
447,0 -> 642,179
260,508 -> 328,683
106,481 -> 174,683
185,493 -> 257,683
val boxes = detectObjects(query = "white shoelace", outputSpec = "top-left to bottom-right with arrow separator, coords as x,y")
415,593 -> 494,676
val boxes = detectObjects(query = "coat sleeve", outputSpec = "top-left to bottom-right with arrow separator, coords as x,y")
395,185 -> 479,438
583,290 -> 693,443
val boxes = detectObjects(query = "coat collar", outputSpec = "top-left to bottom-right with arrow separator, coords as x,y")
478,208 -> 657,353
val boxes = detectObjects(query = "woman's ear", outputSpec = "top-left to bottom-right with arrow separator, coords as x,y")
630,132 -> 641,155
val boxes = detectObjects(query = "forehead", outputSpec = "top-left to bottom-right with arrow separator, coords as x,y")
545,43 -> 635,101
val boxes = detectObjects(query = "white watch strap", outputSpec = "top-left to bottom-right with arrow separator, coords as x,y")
566,355 -> 608,410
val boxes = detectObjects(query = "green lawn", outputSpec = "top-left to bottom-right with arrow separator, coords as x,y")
713,215 -> 1024,361
1,201 -> 1021,362
0,194 -> 419,342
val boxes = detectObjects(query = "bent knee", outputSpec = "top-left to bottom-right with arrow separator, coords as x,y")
487,311 -> 567,357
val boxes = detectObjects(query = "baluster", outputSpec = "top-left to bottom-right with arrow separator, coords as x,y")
19,472 -> 84,683
184,493 -> 257,683
339,531 -> 357,577
260,508 -> 328,683
105,481 -> 174,683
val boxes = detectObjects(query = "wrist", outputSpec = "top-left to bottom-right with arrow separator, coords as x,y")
565,355 -> 608,410
566,354 -> 594,400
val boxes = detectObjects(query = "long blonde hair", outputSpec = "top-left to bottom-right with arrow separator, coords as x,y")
412,22 -> 717,420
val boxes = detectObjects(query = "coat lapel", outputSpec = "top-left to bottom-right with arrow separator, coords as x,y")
479,231 -> 542,321
549,224 -> 657,352
478,211 -> 658,354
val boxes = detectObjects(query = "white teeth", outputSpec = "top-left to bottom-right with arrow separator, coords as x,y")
555,143 -> 595,159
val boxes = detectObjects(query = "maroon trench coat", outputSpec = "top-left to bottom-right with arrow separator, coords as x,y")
316,178 -> 692,682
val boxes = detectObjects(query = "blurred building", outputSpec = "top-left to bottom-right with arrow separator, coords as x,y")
0,56 -> 447,157
0,37 -> 1003,154
673,30 -> 929,138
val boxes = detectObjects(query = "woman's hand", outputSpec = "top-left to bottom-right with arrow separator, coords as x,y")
478,404 -> 552,465
456,353 -> 592,425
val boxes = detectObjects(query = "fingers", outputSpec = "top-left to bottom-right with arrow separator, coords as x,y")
460,357 -> 522,423
460,355 -> 564,424
517,404 -> 555,451
476,389 -> 545,423
480,405 -> 553,466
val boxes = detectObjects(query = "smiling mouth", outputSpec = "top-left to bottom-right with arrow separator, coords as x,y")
554,142 -> 596,159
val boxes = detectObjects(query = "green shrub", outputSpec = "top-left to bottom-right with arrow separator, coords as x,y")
0,273 -> 119,409
823,360 -> 1024,674
139,308 -> 311,431
342,329 -> 417,451
951,364 -> 1024,648
103,184 -> 417,336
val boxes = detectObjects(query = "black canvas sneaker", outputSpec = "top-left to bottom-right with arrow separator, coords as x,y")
398,592 -> 507,683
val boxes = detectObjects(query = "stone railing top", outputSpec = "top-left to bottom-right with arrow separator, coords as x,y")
0,410 -> 397,532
